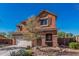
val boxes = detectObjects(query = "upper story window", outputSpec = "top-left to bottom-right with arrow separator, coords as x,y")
40,18 -> 48,26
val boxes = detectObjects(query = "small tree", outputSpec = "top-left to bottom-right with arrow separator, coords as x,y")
57,32 -> 66,38
24,16 -> 41,46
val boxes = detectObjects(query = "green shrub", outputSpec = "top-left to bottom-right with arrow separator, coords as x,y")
26,50 -> 32,56
69,42 -> 79,49
10,49 -> 32,56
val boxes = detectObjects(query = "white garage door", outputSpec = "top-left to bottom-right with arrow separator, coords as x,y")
16,39 -> 32,47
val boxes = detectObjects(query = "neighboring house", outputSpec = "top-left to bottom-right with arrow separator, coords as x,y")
12,10 -> 58,47
0,34 -> 16,45
0,35 -> 7,39
75,36 -> 79,42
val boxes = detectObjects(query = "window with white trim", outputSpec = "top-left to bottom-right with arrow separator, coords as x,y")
40,18 -> 48,25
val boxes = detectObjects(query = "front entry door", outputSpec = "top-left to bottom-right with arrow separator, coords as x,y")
46,34 -> 52,46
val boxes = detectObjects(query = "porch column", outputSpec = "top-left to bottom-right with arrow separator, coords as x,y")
12,38 -> 16,45
41,35 -> 46,47
52,35 -> 58,47
32,39 -> 36,47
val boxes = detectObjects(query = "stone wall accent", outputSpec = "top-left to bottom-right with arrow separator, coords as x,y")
32,39 -> 37,47
41,35 -> 46,47
52,35 -> 58,47
12,39 -> 16,45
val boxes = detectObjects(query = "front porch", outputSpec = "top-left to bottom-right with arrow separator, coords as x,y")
33,29 -> 58,47
40,33 -> 58,47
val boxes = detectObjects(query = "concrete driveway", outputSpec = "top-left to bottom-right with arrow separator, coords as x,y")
0,39 -> 32,56
0,45 -> 27,56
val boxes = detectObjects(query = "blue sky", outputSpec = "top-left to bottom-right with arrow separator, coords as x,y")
0,3 -> 79,35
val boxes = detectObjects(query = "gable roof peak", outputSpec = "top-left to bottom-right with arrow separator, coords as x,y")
39,10 -> 57,17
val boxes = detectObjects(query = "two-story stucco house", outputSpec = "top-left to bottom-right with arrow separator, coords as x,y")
12,10 -> 58,47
